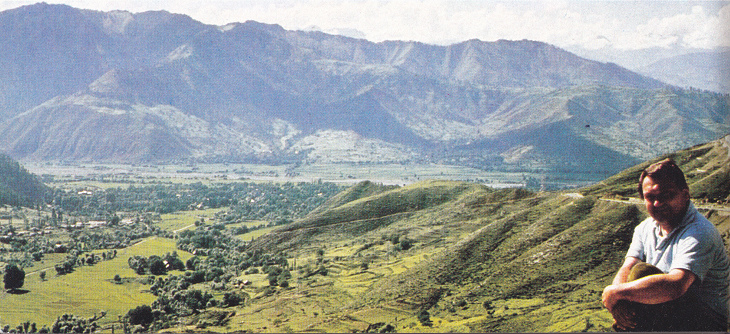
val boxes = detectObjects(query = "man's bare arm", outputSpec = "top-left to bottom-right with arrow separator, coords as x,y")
612,257 -> 640,285
603,268 -> 696,312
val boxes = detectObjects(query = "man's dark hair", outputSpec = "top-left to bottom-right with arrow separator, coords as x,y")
637,158 -> 688,200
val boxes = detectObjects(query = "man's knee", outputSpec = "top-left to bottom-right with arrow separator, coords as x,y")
627,262 -> 663,281
624,263 -> 725,331
612,263 -> 664,332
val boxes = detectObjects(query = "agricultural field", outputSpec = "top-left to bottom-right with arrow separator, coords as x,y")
0,237 -> 184,329
158,208 -> 227,232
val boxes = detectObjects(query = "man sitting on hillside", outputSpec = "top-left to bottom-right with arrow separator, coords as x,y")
602,158 -> 730,331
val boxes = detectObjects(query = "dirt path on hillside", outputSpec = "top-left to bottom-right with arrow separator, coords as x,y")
561,193 -> 730,213
598,197 -> 730,213
173,224 -> 195,233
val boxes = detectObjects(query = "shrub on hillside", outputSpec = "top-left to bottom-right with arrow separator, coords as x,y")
3,264 -> 25,291
127,305 -> 154,326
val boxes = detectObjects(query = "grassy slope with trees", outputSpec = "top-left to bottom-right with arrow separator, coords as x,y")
242,134 -> 729,332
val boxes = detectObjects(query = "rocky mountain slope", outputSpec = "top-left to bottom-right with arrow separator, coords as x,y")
243,135 -> 729,332
0,3 -> 728,176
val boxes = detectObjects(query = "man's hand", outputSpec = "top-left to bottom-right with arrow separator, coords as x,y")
610,300 -> 638,330
603,284 -> 637,330
602,284 -> 620,311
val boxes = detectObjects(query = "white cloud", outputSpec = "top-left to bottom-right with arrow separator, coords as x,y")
630,4 -> 729,49
718,3 -> 730,47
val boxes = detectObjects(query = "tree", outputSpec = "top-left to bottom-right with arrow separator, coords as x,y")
4,264 -> 25,291
222,292 -> 243,307
148,256 -> 166,275
127,305 -> 154,325
186,256 -> 200,271
417,309 -> 432,327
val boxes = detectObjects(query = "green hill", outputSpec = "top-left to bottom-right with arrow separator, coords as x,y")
365,194 -> 641,331
581,134 -> 730,202
247,180 -> 494,252
238,135 -> 730,332
0,154 -> 47,207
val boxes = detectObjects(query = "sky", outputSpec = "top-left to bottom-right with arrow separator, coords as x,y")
0,0 -> 728,51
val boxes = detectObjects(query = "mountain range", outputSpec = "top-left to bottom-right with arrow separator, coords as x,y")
0,3 -> 728,176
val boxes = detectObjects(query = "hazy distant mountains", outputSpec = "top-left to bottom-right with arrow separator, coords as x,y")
0,3 -> 728,175
570,46 -> 730,94
638,50 -> 730,94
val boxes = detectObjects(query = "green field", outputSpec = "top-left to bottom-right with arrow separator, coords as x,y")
158,208 -> 228,232
235,226 -> 277,241
0,237 -> 191,329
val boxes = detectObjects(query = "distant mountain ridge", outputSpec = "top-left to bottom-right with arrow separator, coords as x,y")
638,50 -> 730,94
571,46 -> 730,94
0,3 -> 727,176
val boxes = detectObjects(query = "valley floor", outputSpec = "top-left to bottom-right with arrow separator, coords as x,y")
23,161 -> 605,189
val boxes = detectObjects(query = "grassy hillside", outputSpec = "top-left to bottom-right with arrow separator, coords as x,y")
304,180 -> 398,217
581,134 -> 730,201
235,135 -> 729,332
238,181 -> 637,332
247,180 -> 498,252
365,196 -> 642,332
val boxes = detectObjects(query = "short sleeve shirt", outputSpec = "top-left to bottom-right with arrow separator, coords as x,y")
626,202 -> 730,320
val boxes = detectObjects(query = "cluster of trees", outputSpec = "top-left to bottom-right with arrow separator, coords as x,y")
1,217 -> 168,274
50,313 -> 105,334
214,181 -> 341,222
263,265 -> 291,287
126,268 -> 247,331
51,181 -> 340,220
69,221 -> 172,250
0,312 -> 106,334
127,252 -> 185,275
133,287 -> 216,332
176,223 -> 247,255
1,322 -> 48,333
115,222 -> 294,332
356,234 -> 414,254
55,249 -> 118,275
